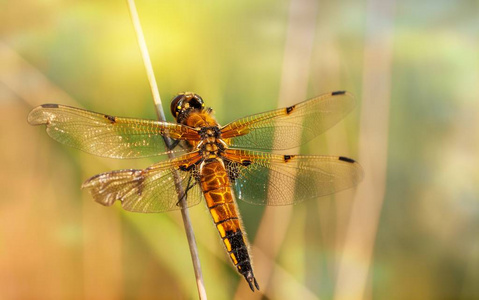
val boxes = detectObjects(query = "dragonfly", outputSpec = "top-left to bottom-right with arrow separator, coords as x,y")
28,91 -> 363,291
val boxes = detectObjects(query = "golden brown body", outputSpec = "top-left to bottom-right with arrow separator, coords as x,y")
183,108 -> 259,290
29,91 -> 363,292
200,160 -> 254,276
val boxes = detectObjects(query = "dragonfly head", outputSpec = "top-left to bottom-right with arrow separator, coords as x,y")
170,92 -> 205,120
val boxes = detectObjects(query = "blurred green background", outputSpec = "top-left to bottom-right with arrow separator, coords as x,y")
1,0 -> 478,299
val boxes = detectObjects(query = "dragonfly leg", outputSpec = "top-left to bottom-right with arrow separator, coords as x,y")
176,175 -> 197,207
167,139 -> 181,150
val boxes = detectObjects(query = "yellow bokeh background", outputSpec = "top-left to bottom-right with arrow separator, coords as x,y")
1,0 -> 478,299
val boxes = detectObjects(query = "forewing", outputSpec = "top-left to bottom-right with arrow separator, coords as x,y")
28,104 -> 201,158
81,152 -> 203,213
223,149 -> 363,205
221,91 -> 355,150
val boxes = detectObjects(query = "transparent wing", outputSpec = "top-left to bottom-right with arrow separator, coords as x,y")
223,149 -> 363,205
28,104 -> 201,158
221,91 -> 355,150
81,152 -> 203,213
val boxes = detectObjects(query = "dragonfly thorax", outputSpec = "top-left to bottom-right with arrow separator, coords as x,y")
199,126 -> 221,139
198,126 -> 227,159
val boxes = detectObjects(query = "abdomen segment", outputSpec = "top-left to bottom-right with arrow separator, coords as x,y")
200,160 -> 260,291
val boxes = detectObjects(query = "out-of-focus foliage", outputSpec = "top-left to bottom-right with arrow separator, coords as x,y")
1,0 -> 478,299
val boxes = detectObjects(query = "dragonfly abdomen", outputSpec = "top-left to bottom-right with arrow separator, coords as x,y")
199,159 -> 260,291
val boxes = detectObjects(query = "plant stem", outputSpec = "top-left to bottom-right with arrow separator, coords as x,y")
125,1 -> 207,299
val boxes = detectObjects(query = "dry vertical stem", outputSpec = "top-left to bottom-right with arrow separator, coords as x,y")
125,0 -> 207,299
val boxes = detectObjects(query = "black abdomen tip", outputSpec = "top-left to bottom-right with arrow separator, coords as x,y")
244,271 -> 260,291
332,90 -> 346,96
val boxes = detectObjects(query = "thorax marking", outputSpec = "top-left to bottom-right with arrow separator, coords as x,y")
197,126 -> 227,159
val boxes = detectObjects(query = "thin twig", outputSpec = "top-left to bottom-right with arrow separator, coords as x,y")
125,1 -> 207,299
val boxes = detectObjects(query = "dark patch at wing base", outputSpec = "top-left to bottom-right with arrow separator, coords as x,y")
241,160 -> 252,166
224,149 -> 364,206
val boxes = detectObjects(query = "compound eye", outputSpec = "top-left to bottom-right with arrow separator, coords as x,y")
189,94 -> 204,110
170,94 -> 185,117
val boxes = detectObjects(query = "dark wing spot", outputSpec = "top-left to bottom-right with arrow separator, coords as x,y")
104,114 -> 116,124
225,160 -> 241,181
179,164 -> 193,171
286,105 -> 295,114
241,160 -> 252,167
339,156 -> 356,163
332,90 -> 346,96
41,104 -> 59,108
283,155 -> 295,162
